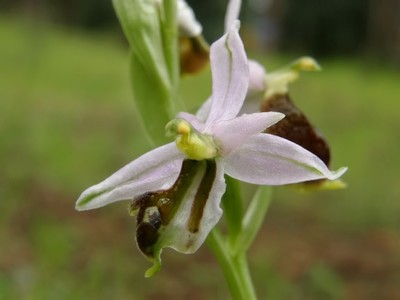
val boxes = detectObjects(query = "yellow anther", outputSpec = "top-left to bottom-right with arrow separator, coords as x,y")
165,118 -> 219,160
177,121 -> 191,135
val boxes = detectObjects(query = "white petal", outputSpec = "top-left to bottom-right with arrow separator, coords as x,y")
239,60 -> 267,114
206,21 -> 249,125
213,112 -> 285,154
177,112 -> 206,132
202,60 -> 267,118
76,143 -> 184,211
177,0 -> 202,37
195,96 -> 212,122
224,134 -> 348,185
224,0 -> 242,32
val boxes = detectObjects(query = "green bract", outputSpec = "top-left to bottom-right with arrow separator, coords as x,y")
113,0 -> 180,145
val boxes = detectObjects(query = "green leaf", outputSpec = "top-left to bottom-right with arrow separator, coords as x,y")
161,0 -> 179,93
130,53 -> 171,145
113,0 -> 170,91
113,0 -> 180,145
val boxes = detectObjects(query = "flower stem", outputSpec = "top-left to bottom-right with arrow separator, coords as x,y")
207,229 -> 257,300
233,186 -> 273,254
208,184 -> 274,299
232,252 -> 257,300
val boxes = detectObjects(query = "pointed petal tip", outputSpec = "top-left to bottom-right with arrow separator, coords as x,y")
75,202 -> 83,211
74,185 -> 108,211
269,111 -> 286,123
74,192 -> 95,212
328,166 -> 348,180
231,19 -> 240,30
75,196 -> 94,211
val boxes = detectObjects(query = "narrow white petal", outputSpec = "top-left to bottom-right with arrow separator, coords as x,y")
224,0 -> 242,32
239,60 -> 266,114
195,96 -> 212,122
224,134 -> 347,185
178,0 -> 202,37
177,112 -> 206,132
206,21 -> 249,125
213,112 -> 285,154
76,143 -> 184,211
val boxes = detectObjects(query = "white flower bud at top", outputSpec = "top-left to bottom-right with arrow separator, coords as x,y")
178,0 -> 202,37
153,0 -> 202,37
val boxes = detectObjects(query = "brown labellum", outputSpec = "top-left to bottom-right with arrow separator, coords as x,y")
130,159 -> 217,259
136,206 -> 162,258
261,94 -> 331,167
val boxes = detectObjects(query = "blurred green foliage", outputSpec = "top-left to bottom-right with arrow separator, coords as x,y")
4,0 -> 400,62
1,15 -> 400,299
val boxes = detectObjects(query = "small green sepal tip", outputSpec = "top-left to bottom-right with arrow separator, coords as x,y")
144,252 -> 162,278
290,56 -> 321,72
293,179 -> 347,193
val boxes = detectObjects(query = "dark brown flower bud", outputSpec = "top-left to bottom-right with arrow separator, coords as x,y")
261,94 -> 331,167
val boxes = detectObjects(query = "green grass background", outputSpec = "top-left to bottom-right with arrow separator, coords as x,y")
1,15 -> 400,299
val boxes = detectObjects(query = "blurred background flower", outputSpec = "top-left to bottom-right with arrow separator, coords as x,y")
1,0 -> 399,299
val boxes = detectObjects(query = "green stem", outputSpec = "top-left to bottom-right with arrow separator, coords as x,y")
162,0 -> 181,115
233,186 -> 273,254
207,229 -> 257,300
208,185 -> 275,299
234,253 -> 257,300
221,176 -> 243,242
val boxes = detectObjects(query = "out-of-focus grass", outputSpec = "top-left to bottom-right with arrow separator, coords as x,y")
0,15 -> 225,300
1,15 -> 400,299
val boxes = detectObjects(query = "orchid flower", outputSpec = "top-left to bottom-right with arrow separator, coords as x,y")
76,22 -> 347,277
